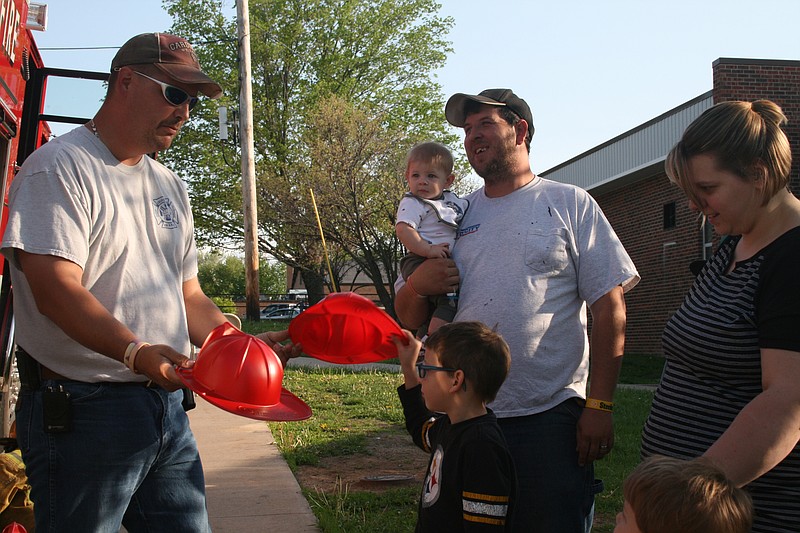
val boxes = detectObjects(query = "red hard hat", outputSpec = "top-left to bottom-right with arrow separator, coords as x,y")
289,292 -> 403,364
3,523 -> 28,533
178,322 -> 311,421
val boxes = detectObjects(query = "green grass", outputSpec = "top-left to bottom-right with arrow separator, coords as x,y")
239,318 -> 293,335
618,353 -> 665,384
269,369 -> 406,469
594,388 -> 654,531
306,481 -> 418,533
270,368 -> 417,533
267,367 -> 655,533
242,320 -> 663,532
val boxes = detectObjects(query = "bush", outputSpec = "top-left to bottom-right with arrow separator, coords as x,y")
211,296 -> 237,314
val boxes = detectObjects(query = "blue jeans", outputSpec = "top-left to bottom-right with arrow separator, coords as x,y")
16,381 -> 210,533
498,398 -> 601,533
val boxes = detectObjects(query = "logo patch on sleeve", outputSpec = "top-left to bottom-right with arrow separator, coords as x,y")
421,446 -> 444,508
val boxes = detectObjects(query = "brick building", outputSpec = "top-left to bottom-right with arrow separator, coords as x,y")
542,58 -> 800,354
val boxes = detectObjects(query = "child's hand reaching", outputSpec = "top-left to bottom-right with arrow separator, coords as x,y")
427,242 -> 451,259
392,329 -> 422,388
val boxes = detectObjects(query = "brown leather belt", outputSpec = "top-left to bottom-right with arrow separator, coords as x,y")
39,365 -> 70,381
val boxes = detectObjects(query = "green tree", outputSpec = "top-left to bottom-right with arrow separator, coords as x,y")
259,259 -> 288,297
161,0 -> 456,311
198,250 -> 245,298
300,95 -> 409,308
198,249 -> 287,300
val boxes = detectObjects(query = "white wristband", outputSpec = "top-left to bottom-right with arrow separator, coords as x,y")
125,342 -> 150,374
123,341 -> 138,369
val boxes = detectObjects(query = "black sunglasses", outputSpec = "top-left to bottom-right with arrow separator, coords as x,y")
415,362 -> 458,379
133,71 -> 199,110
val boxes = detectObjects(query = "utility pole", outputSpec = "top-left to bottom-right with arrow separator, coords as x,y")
237,0 -> 260,321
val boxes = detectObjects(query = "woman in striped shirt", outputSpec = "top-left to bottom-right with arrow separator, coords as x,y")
640,100 -> 800,533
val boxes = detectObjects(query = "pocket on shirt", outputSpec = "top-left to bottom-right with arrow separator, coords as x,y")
525,229 -> 570,273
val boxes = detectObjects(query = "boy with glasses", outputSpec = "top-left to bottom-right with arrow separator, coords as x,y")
393,322 -> 516,531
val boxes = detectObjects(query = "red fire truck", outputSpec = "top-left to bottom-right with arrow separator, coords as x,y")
0,0 -> 108,437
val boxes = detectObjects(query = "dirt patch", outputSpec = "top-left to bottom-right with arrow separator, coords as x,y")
294,432 -> 429,493
292,431 -> 615,530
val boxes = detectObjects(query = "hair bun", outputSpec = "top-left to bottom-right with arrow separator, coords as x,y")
751,99 -> 788,127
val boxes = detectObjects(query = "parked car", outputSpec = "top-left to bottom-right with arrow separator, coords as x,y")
259,303 -> 295,318
261,307 -> 302,320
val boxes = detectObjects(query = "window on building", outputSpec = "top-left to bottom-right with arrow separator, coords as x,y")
663,202 -> 676,229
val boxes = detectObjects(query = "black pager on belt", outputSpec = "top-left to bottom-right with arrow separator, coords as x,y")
42,385 -> 72,433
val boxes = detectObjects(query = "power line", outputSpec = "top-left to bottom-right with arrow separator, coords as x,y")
39,39 -> 234,52
39,46 -> 119,51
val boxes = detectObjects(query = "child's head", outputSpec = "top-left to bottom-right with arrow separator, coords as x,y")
616,456 -> 753,533
404,142 -> 455,200
422,321 -> 510,405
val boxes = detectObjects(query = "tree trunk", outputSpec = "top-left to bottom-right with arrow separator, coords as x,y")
301,268 -> 327,305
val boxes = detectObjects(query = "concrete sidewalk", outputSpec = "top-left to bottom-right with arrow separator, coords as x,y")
188,358 -> 653,532
287,356 -> 402,372
188,397 -> 320,533
187,357 -> 400,532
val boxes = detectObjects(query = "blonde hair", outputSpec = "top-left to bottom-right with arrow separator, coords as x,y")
406,142 -> 454,175
623,456 -> 753,533
665,100 -> 792,207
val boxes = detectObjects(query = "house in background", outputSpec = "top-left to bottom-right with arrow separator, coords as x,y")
282,58 -> 798,354
286,263 -> 383,301
542,58 -> 800,354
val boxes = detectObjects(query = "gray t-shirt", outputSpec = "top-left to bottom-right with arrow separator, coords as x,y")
1,126 -> 198,382
453,176 -> 639,417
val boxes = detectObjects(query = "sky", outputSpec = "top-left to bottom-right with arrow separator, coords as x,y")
32,0 -> 800,174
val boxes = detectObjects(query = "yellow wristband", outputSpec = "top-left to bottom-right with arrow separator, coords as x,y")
585,398 -> 613,412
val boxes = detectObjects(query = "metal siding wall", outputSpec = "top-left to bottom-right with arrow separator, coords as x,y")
543,96 -> 713,189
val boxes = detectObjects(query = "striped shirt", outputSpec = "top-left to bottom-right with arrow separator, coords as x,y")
641,228 -> 800,532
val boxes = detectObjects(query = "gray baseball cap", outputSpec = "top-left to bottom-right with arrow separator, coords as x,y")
445,88 -> 534,141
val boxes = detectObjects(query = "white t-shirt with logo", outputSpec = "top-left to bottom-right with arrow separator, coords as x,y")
1,126 -> 197,382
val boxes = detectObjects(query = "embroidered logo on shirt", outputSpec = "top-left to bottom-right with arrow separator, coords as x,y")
457,224 -> 480,239
153,196 -> 179,229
